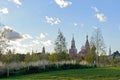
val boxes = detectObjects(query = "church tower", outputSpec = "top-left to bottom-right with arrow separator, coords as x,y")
71,36 -> 76,48
85,35 -> 90,50
69,36 -> 77,60
42,46 -> 45,54
79,35 -> 90,59
109,46 -> 111,55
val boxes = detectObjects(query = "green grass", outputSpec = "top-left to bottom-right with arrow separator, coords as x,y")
1,67 -> 120,80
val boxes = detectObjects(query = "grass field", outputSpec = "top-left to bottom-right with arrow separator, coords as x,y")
1,67 -> 120,80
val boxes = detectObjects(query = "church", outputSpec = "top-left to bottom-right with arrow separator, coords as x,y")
69,35 -> 90,59
69,36 -> 77,60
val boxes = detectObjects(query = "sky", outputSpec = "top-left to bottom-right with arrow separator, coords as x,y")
0,0 -> 120,54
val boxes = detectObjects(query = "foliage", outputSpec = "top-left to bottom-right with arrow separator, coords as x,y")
106,56 -> 120,66
1,54 -> 14,63
15,54 -> 25,62
49,53 -> 58,62
85,45 -> 96,65
49,52 -> 70,62
99,55 -> 106,66
24,53 -> 32,63
31,53 -> 40,62
57,51 -> 70,61
40,53 -> 49,60
76,55 -> 82,62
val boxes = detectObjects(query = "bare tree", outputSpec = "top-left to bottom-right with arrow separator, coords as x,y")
90,27 -> 106,65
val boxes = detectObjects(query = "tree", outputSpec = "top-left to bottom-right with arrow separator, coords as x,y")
1,51 -> 14,77
54,29 -> 67,53
15,53 -> 25,62
31,53 -> 40,62
90,27 -> 106,65
49,53 -> 58,62
85,45 -> 96,65
91,45 -> 97,64
57,51 -> 70,61
24,52 -> 32,70
40,53 -> 49,60
85,49 -> 91,64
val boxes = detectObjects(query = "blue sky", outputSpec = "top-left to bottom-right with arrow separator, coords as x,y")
0,0 -> 120,54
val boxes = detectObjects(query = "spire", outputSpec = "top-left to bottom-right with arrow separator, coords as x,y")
71,35 -> 76,48
109,46 -> 111,55
72,34 -> 74,42
42,46 -> 45,54
86,35 -> 88,40
85,35 -> 90,50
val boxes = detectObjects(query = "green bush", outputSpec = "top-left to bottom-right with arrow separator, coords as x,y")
0,63 -> 94,78
45,64 -> 58,71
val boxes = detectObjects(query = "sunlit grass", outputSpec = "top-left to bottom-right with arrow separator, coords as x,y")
1,67 -> 120,80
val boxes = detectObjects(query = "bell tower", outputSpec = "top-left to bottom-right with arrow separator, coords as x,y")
69,35 -> 77,60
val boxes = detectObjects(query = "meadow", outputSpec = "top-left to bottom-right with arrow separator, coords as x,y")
1,67 -> 120,80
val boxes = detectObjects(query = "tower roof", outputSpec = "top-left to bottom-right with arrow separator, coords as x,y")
72,35 -> 75,42
86,35 -> 88,40
85,35 -> 90,50
109,46 -> 112,55
71,35 -> 76,48
42,46 -> 45,54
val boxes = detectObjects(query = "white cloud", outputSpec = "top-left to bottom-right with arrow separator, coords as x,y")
9,41 -> 22,47
32,40 -> 40,45
41,40 -> 52,46
23,34 -> 33,39
8,41 -> 34,53
12,0 -> 22,6
91,6 -> 107,22
95,13 -> 107,22
1,26 -> 32,41
0,8 -> 8,14
55,0 -> 72,8
1,26 -> 35,53
2,26 -> 23,41
9,41 -> 32,48
92,6 -> 99,12
74,23 -> 84,27
74,23 -> 78,26
40,33 -> 46,39
45,16 -> 61,25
